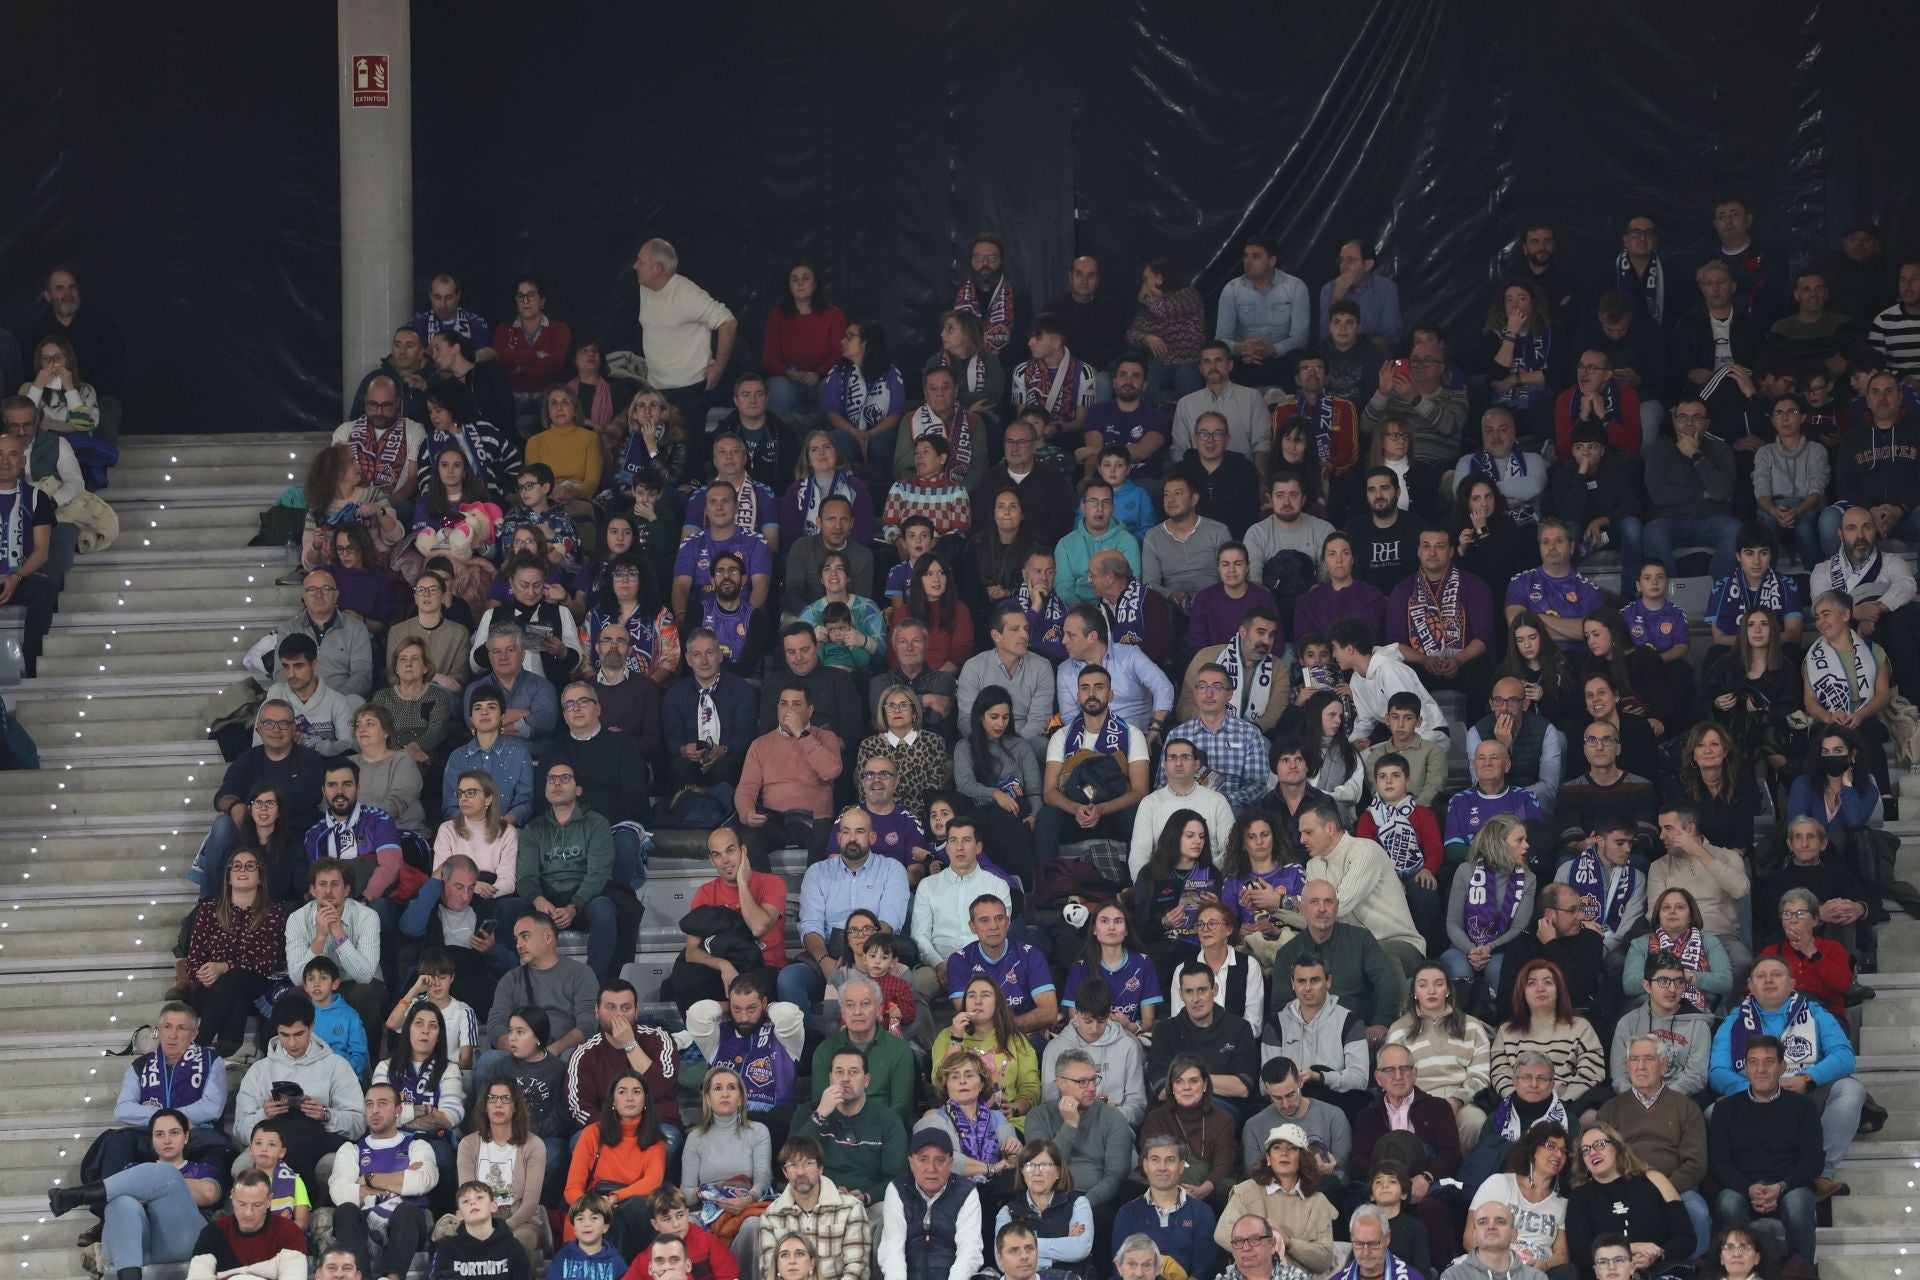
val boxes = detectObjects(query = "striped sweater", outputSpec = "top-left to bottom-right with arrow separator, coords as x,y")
1385,1012 -> 1494,1104
1491,1017 -> 1606,1096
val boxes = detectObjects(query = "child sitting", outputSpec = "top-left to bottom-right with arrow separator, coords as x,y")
547,1194 -> 625,1280
641,1187 -> 735,1280
247,1119 -> 310,1228
1080,446 -> 1153,541
301,955 -> 368,1078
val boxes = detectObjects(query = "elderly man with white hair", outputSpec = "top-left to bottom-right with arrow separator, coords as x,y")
634,236 -> 738,442
1296,797 -> 1424,978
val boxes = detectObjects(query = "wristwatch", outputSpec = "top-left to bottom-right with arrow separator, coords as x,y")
620,1042 -> 639,1054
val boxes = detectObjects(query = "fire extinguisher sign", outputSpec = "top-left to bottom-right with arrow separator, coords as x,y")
352,54 -> 389,108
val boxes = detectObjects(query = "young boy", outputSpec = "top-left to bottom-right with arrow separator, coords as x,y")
433,1181 -> 531,1280
1086,446 -> 1153,541
1361,691 -> 1446,806
812,601 -> 869,673
1705,523 -> 1806,648
386,948 -> 479,1073
1368,1160 -> 1432,1277
1290,633 -> 1338,704
644,1187 -> 736,1280
1619,562 -> 1690,667
1354,753 -> 1445,953
302,955 -> 368,1077
886,516 -> 936,610
548,1194 -> 625,1280
248,1119 -> 310,1228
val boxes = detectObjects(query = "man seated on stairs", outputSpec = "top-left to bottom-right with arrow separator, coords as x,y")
328,1081 -> 439,1280
191,698 -> 326,896
736,683 -> 847,868
1708,954 -> 1863,1201
87,1001 -> 229,1183
0,431 -> 57,677
245,566 -> 375,700
258,633 -> 365,758
233,992 -> 368,1184
2,392 -> 83,593
477,911 -> 598,1079
185,1167 -> 309,1280
286,856 -> 390,1049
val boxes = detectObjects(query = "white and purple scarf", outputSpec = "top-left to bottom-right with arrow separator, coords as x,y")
1063,711 -> 1129,759
908,403 -> 974,482
1462,863 -> 1527,946
1804,632 -> 1878,717
1494,1089 -> 1569,1141
1219,633 -> 1275,723
1729,992 -> 1820,1073
1566,846 -> 1637,933
944,1101 -> 1003,1173
798,470 -> 859,537
1297,391 -> 1337,466
1332,1250 -> 1416,1280
838,365 -> 891,428
1367,796 -> 1424,875
1720,569 -> 1786,618
346,419 -> 412,495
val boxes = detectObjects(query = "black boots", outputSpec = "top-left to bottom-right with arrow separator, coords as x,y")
47,1179 -> 105,1218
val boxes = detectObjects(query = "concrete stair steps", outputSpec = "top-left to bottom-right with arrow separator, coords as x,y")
83,546 -> 298,572
1816,1255 -> 1920,1280
109,521 -> 281,553
0,847 -> 200,882
0,763 -> 224,797
37,742 -> 222,769
114,501 -> 277,531
0,1081 -> 133,1117
0,787 -> 214,821
15,714 -> 210,749
65,561 -> 285,595
41,627 -> 266,657
38,646 -> 258,680
107,483 -> 290,506
1828,1194 -> 1920,1227
121,431 -> 333,450
0,1160 -> 86,1201
1822,1165 -> 1920,1197
109,462 -> 312,490
55,584 -> 299,615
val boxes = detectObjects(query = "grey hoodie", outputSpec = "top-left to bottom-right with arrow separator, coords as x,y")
1439,1254 -> 1548,1280
1040,1017 -> 1148,1127
1265,995 -> 1369,1093
235,1032 -> 367,1145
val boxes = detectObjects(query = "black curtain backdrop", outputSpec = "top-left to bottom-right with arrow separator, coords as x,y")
4,0 -> 1917,434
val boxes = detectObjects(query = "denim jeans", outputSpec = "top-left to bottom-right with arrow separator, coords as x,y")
766,374 -> 820,418
1758,508 -> 1826,569
1815,1076 -> 1867,1177
1144,360 -> 1205,405
1644,512 -> 1742,580
189,814 -> 244,897
776,957 -> 827,1010
1714,1186 -> 1817,1264
829,426 -> 896,487
101,1163 -> 205,1271
1439,948 -> 1505,999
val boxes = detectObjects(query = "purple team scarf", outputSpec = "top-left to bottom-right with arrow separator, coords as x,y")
1368,797 -> 1425,875
1728,992 -> 1820,1073
944,1100 -> 1003,1172
1462,863 -> 1527,946
1298,391 -> 1336,465
1063,712 -> 1129,758
956,275 -> 1014,353
1616,252 -> 1665,325
1566,847 -> 1636,933
1407,567 -> 1466,654
1103,578 -> 1149,648
1020,582 -> 1065,651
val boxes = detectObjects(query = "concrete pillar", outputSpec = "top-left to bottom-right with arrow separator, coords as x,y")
336,0 -> 413,414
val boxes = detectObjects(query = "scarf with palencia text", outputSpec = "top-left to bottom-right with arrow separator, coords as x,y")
955,274 -> 1013,353
1367,796 -> 1424,875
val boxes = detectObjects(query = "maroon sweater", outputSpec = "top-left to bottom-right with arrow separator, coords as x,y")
190,1213 -> 308,1273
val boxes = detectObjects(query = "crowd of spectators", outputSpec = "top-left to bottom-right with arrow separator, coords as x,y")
32,206 -> 1920,1280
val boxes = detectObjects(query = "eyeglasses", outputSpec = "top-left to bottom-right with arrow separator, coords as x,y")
1582,735 -> 1618,746
249,797 -> 279,808
1194,682 -> 1228,692
1771,407 -> 1803,418
1579,1140 -> 1613,1155
546,774 -> 577,785
1673,412 -> 1709,423
229,861 -> 261,872
1722,1242 -> 1757,1255
412,583 -> 443,595
456,786 -> 485,798
1195,429 -> 1226,440
303,586 -> 339,596
562,698 -> 598,710
1232,1234 -> 1274,1247
1023,1161 -> 1057,1172
514,291 -> 540,301
258,718 -> 294,729
1594,1257 -> 1634,1270
860,770 -> 896,780
1083,498 -> 1113,509
1490,695 -> 1526,708
485,1093 -> 514,1104
1780,909 -> 1812,921
1197,918 -> 1229,930
1649,975 -> 1688,989
846,923 -> 879,936
1376,1064 -> 1415,1076
1058,1074 -> 1100,1088
1576,363 -> 1610,374
1513,1073 -> 1553,1086
782,1158 -> 820,1171
611,568 -> 641,580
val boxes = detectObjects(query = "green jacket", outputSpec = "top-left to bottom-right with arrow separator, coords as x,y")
516,807 -> 614,903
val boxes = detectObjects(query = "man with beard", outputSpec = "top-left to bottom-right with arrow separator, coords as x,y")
1083,353 -> 1170,479
28,263 -> 127,397
687,974 -> 805,1149
1341,468 -> 1427,594
302,763 -> 406,985
955,232 -> 1021,356
1386,528 -> 1496,707
326,1083 -> 437,1280
672,481 -> 773,617
684,433 -> 780,550
1177,606 -> 1286,732
257,632 -> 364,757
663,627 -> 757,802
759,1137 -> 871,1280
332,374 -> 425,511
1039,664 -> 1152,854
1512,220 -> 1584,327
285,860 -> 390,1048
1244,470 -> 1333,613
1172,341 -> 1268,463
1454,407 -> 1548,525
565,978 -> 684,1153
786,807 -> 911,1010
1811,504 -> 1920,698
